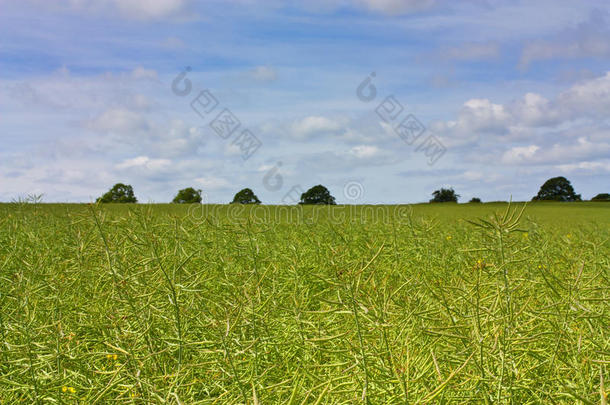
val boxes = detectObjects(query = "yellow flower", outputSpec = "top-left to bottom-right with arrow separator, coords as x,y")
446,235 -> 452,240
113,354 -> 118,360
62,386 -> 68,393
69,387 -> 76,393
62,386 -> 75,393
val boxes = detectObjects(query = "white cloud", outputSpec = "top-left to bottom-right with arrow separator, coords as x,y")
510,93 -> 560,127
116,156 -> 171,170
3,68 -> 162,113
257,163 -> 276,172
349,145 -> 380,159
224,143 -> 242,157
440,42 -> 500,61
460,98 -> 511,132
432,98 -> 511,139
31,0 -> 193,20
129,94 -> 154,110
295,146 -> 396,174
154,121 -> 206,157
84,107 -> 206,158
291,116 -> 343,138
542,137 -> 609,162
558,72 -> 610,118
357,0 -> 435,15
500,137 -> 610,165
287,0 -> 435,15
88,108 -> 149,133
520,11 -> 610,68
195,176 -> 231,190
461,170 -> 484,181
249,66 -> 277,82
262,115 -> 394,145
556,160 -> 610,173
501,145 -> 540,164
131,67 -> 158,80
432,72 -> 610,145
114,0 -> 189,19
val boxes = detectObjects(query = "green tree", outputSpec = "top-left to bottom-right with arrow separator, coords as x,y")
469,197 -> 482,203
430,188 -> 459,203
231,188 -> 261,204
532,177 -> 581,201
97,183 -> 137,203
591,193 -> 610,201
299,185 -> 336,205
173,187 -> 202,204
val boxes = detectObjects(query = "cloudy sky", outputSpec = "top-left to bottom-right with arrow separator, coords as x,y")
1,0 -> 609,203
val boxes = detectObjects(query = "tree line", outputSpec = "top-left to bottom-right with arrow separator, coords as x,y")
97,184 -> 336,204
97,177 -> 609,204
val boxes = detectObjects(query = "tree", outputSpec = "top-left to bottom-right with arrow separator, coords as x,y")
173,187 -> 202,204
231,188 -> 261,204
299,185 -> 336,205
591,193 -> 610,201
469,197 -> 482,203
430,188 -> 459,203
532,177 -> 581,201
97,183 -> 137,203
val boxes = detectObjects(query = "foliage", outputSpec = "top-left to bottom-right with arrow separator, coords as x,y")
430,187 -> 459,203
173,187 -> 202,204
0,202 -> 608,403
231,188 -> 261,204
299,184 -> 336,205
469,197 -> 482,203
10,193 -> 44,204
465,201 -> 529,401
591,193 -> 610,201
532,176 -> 581,201
96,183 -> 137,203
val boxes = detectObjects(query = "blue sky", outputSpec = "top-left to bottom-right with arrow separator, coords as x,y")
1,0 -> 609,203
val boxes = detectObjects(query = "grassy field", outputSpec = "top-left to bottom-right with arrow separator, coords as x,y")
0,202 -> 608,403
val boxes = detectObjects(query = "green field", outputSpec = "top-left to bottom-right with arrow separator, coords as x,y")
1,202 -> 608,403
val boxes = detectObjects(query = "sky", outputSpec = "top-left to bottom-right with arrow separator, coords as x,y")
1,0 -> 609,204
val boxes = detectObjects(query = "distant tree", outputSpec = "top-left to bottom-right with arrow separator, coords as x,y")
231,188 -> 261,204
532,177 -> 581,201
97,183 -> 137,203
299,185 -> 336,205
469,197 -> 482,203
430,188 -> 459,203
173,187 -> 202,204
591,193 -> 610,201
